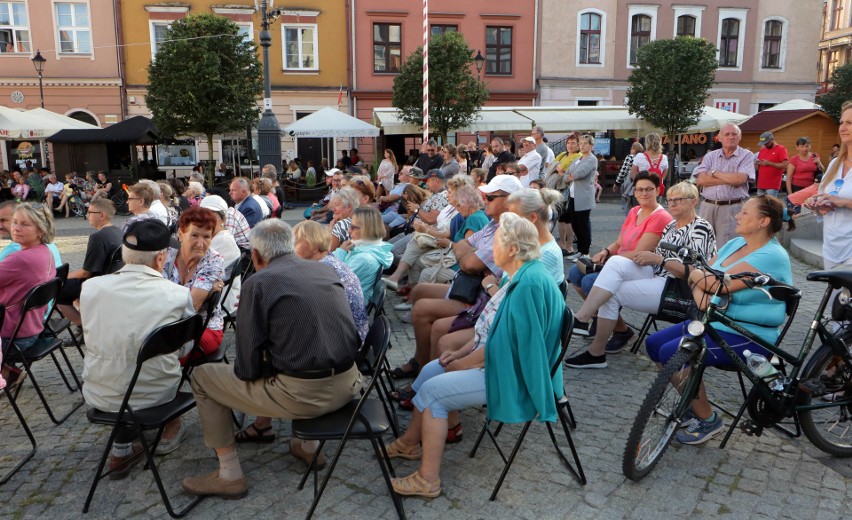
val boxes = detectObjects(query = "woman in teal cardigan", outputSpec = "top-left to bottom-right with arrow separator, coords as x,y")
386,213 -> 565,498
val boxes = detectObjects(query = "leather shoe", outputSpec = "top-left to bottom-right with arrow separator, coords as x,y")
290,438 -> 326,470
109,443 -> 145,480
182,470 -> 248,499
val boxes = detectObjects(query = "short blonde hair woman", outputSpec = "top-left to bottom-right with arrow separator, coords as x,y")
332,207 -> 393,302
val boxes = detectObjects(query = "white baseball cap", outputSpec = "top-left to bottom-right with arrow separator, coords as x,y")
325,167 -> 341,176
479,175 -> 523,195
199,194 -> 228,213
523,136 -> 536,144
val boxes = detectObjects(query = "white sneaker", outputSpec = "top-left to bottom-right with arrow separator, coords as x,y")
394,302 -> 412,311
383,278 -> 400,292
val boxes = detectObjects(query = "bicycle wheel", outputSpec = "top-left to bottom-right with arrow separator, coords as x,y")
623,348 -> 700,481
799,343 -> 852,457
111,191 -> 130,216
69,195 -> 85,217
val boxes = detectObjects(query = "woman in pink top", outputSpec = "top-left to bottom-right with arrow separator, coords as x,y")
786,137 -> 825,194
1,203 -> 57,383
567,171 -> 671,335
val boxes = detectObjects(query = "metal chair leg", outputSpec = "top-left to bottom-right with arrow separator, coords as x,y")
0,388 -> 37,485
630,315 -> 656,354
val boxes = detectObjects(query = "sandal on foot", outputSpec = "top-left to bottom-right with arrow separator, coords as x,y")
391,471 -> 441,498
446,423 -> 463,444
385,439 -> 422,460
234,423 -> 275,444
391,358 -> 420,379
390,386 -> 415,402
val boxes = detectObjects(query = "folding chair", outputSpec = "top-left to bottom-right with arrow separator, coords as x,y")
366,266 -> 386,317
469,306 -> 587,500
45,262 -> 85,358
83,314 -> 205,518
221,252 -> 251,331
0,305 -> 38,486
291,315 -> 405,520
356,295 -> 399,436
5,277 -> 84,424
715,289 -> 802,448
182,291 -> 226,374
106,244 -> 125,274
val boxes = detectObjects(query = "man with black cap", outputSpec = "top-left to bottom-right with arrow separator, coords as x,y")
755,131 -> 788,198
80,219 -> 196,479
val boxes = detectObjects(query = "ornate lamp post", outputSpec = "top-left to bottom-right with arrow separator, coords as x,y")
32,49 -> 50,169
473,50 -> 485,152
255,1 -> 282,177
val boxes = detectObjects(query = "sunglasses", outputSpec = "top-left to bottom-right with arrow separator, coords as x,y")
485,194 -> 508,202
830,179 -> 844,196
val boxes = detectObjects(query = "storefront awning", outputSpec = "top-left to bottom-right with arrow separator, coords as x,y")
48,116 -> 160,144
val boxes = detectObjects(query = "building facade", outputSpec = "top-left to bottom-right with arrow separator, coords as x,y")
539,0 -> 821,115
0,0 -> 123,170
351,0 -> 539,162
818,0 -> 852,92
120,0 -> 349,175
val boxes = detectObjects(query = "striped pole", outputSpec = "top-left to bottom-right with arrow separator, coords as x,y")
422,0 -> 429,142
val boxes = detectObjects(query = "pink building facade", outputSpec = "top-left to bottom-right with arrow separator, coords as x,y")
351,0 -> 539,163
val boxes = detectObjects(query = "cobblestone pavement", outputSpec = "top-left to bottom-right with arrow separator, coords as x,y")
2,204 -> 851,520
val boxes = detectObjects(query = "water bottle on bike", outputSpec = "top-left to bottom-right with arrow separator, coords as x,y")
743,350 -> 786,391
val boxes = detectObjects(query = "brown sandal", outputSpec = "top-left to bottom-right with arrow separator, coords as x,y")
385,438 -> 422,460
391,471 -> 441,498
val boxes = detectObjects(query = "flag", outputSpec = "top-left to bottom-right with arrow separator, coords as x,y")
337,85 -> 344,108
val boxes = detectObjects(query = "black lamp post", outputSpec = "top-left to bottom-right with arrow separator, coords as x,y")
255,0 -> 282,178
473,50 -> 485,151
32,50 -> 46,109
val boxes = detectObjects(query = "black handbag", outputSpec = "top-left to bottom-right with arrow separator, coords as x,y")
657,276 -> 697,323
447,271 -> 484,305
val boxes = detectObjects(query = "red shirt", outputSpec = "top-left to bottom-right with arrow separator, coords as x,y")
788,153 -> 820,187
617,205 -> 672,254
756,144 -> 789,190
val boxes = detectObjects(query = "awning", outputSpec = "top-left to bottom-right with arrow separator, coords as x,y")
0,105 -> 97,139
48,116 -> 160,144
516,106 -> 654,132
285,107 -> 380,138
372,109 -> 423,135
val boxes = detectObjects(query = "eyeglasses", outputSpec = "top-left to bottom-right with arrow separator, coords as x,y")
665,197 -> 695,206
830,179 -> 844,196
485,194 -> 508,202
634,187 -> 657,194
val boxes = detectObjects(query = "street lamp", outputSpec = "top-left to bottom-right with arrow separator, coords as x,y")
474,50 -> 485,79
254,0 -> 282,178
32,50 -> 46,108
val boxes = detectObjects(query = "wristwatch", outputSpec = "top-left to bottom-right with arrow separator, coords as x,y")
710,170 -> 717,178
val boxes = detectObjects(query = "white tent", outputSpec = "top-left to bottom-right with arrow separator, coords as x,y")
26,107 -> 100,130
764,99 -> 822,112
0,106 -> 98,139
284,107 -> 380,138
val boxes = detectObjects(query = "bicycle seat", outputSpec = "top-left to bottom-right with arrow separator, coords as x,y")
807,269 -> 852,289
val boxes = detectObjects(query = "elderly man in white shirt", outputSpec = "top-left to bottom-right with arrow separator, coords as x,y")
518,136 -> 542,188
81,219 -> 196,479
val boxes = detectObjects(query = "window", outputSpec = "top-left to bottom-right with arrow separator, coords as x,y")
283,25 -> 317,70
0,2 -> 29,53
577,100 -> 599,106
757,103 -> 776,112
719,18 -> 740,67
579,13 -> 601,64
55,2 -> 91,54
149,22 -> 169,58
431,25 -> 457,37
485,26 -> 512,75
677,15 -> 696,37
629,15 -> 651,65
373,23 -> 401,73
237,24 -> 253,45
762,20 -> 783,69
832,0 -> 844,31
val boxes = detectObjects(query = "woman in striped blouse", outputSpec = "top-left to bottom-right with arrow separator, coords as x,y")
565,181 -> 717,368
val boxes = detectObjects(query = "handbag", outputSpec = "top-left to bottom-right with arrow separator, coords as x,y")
545,169 -> 570,191
447,291 -> 491,333
412,231 -> 439,249
576,256 -> 604,275
657,276 -> 697,323
447,270 -> 484,305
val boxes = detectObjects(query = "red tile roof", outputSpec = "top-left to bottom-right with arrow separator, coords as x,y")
739,109 -> 823,132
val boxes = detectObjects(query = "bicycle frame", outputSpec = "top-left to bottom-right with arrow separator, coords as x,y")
679,278 -> 852,415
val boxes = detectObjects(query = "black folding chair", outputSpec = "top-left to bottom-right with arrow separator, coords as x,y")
356,296 -> 399,436
469,306 -> 586,500
83,314 -> 205,518
291,315 -> 405,520
5,277 -> 84,424
106,244 -> 125,274
366,266 -> 386,317
0,304 -> 38,486
182,291 -> 226,376
221,252 -> 251,331
45,263 -> 85,358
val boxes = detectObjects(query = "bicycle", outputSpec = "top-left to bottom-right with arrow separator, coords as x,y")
111,189 -> 130,216
622,242 -> 852,481
67,185 -> 86,218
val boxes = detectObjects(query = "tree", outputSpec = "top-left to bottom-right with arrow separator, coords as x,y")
392,31 -> 489,143
146,14 -> 263,185
626,37 -> 718,184
817,64 -> 852,121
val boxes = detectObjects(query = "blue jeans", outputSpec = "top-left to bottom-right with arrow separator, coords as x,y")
411,359 -> 486,419
645,321 -> 769,367
757,188 -> 779,198
1,335 -> 38,358
568,265 -> 599,295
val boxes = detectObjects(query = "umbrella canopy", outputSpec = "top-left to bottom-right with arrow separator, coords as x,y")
26,108 -> 100,130
764,99 -> 822,112
0,105 -> 98,139
680,106 -> 751,133
284,107 -> 380,138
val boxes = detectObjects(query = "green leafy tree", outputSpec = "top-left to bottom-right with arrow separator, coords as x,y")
626,37 -> 718,184
392,31 -> 489,142
818,64 -> 852,121
146,14 -> 263,185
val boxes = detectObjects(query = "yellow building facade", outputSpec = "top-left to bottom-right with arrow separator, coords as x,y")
120,0 -> 350,176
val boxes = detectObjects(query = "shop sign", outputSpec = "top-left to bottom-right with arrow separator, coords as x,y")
662,134 -> 708,145
24,129 -> 46,138
17,141 -> 34,159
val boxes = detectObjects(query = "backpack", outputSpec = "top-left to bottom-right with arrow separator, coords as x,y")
643,152 -> 666,196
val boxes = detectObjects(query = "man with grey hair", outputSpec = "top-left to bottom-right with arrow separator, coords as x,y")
692,123 -> 755,247
81,219 -> 195,479
137,179 -> 169,225
531,125 -> 554,177
228,177 -> 262,228
183,219 -> 362,499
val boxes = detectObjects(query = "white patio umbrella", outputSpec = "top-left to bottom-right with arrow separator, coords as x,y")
284,107 -> 380,138
25,107 -> 100,130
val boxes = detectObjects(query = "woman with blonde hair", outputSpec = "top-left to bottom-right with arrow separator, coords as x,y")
333,207 -> 393,302
376,149 -> 398,197
632,132 -> 669,195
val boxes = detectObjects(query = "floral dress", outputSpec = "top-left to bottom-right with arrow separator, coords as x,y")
321,254 -> 369,342
163,247 -> 225,331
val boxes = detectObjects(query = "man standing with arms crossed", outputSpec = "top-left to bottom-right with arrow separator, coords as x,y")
692,123 -> 755,248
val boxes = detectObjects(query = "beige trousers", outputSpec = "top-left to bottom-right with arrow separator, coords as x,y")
191,363 -> 362,448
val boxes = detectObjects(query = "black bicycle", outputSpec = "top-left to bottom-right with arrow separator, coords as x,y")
622,242 -> 852,481
67,185 -> 86,218
111,189 -> 130,216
